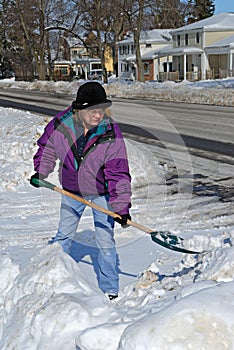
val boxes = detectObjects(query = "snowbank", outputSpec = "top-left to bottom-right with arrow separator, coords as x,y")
1,77 -> 234,106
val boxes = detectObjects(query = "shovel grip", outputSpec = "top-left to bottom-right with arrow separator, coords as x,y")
31,178 -> 56,190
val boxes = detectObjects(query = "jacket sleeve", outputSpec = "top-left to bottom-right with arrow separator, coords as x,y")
33,119 -> 57,177
104,125 -> 132,215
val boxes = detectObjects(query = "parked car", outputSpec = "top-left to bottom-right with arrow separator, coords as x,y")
87,70 -> 103,80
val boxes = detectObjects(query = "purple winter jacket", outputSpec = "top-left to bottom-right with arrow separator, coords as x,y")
33,107 -> 132,215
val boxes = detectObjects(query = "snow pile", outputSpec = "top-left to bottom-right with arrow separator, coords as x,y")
0,78 -> 79,95
0,245 -> 116,350
1,240 -> 234,349
1,77 -> 234,106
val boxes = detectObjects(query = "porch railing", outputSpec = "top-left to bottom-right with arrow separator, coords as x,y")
158,71 -> 179,81
204,69 -> 215,80
219,69 -> 234,79
157,69 -> 234,82
186,71 -> 202,81
158,69 -> 219,81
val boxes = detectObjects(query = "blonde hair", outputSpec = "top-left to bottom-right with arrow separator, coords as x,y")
105,107 -> 111,117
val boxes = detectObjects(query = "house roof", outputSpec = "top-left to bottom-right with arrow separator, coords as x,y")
123,44 -> 204,61
54,60 -> 72,64
172,12 -> 234,33
67,37 -> 83,47
124,48 -> 165,61
123,49 -> 155,62
153,45 -> 203,57
206,34 -> 234,48
141,48 -> 160,60
116,29 -> 172,45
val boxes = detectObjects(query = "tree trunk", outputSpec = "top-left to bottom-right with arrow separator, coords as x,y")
96,0 -> 108,83
134,29 -> 144,82
38,0 -> 46,80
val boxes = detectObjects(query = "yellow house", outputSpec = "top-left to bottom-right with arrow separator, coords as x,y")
155,12 -> 234,81
53,36 -> 113,81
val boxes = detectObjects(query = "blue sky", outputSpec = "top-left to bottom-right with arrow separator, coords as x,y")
215,0 -> 234,14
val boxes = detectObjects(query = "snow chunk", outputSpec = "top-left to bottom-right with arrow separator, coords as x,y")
119,281 -> 234,350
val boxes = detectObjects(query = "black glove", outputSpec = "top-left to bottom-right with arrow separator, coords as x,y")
30,173 -> 46,188
114,214 -> 131,228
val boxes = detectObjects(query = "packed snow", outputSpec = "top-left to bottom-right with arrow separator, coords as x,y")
0,78 -> 234,350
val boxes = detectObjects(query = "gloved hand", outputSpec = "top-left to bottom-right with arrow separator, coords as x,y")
114,214 -> 131,228
30,173 -> 46,188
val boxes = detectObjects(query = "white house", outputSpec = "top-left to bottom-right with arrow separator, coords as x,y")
116,29 -> 172,80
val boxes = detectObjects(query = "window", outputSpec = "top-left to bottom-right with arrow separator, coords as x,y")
121,63 -> 129,72
131,45 -> 135,54
72,50 -> 78,60
123,45 -> 129,55
196,32 -> 200,44
119,46 -> 123,55
177,35 -> 180,46
146,43 -> 152,48
91,63 -> 102,70
58,67 -> 68,75
185,34 -> 188,46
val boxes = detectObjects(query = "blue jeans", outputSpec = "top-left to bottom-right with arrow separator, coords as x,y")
49,194 -> 119,295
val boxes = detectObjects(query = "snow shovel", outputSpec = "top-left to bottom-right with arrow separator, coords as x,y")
31,178 -> 204,254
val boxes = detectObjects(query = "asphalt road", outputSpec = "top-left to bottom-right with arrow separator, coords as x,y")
0,88 -> 233,162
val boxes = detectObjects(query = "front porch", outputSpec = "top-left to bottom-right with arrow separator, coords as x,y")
158,69 -> 234,82
155,45 -> 234,82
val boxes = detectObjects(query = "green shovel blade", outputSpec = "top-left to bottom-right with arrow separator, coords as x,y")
151,231 -> 202,254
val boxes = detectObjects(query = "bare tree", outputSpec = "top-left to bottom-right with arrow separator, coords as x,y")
81,0 -> 162,83
1,0 -> 85,80
77,0 -> 127,83
120,0 -> 150,82
151,0 -> 187,28
1,0 -> 207,82
6,0 -> 49,79
0,1 -> 12,77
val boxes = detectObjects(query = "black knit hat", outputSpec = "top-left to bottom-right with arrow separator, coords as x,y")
72,82 -> 112,110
